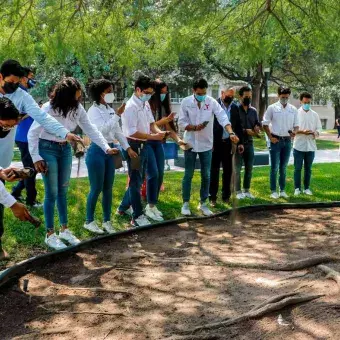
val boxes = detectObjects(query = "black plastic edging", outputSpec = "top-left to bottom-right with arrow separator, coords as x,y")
1,201 -> 340,290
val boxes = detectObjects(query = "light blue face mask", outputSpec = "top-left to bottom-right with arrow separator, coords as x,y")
195,94 -> 207,102
303,103 -> 311,111
160,93 -> 166,102
140,94 -> 152,102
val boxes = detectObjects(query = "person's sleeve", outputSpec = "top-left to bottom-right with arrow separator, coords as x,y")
262,105 -> 273,126
78,106 -> 110,153
27,121 -> 44,163
293,107 -> 299,128
122,106 -> 139,137
178,100 -> 191,130
114,125 -> 130,151
88,106 -> 120,135
213,99 -> 231,128
230,105 -> 244,144
0,181 -> 16,207
22,92 -> 69,138
254,109 -> 261,126
315,113 -> 322,135
148,107 -> 155,124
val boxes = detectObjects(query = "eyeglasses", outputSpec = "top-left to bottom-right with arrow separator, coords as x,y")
143,90 -> 155,96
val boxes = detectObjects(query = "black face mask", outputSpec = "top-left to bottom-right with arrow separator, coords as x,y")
242,97 -> 251,106
0,127 -> 11,139
3,81 -> 20,94
223,96 -> 234,105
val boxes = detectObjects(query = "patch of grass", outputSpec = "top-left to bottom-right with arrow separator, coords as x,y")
322,129 -> 337,134
2,163 -> 340,265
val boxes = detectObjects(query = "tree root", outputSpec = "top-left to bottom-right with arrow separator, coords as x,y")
318,265 -> 340,289
39,305 -> 125,316
51,286 -> 132,295
185,292 -> 323,334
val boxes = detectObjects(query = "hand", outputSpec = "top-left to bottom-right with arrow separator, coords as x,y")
195,124 -> 206,131
254,125 -> 261,134
65,133 -> 85,147
10,202 -> 31,221
177,139 -> 187,146
34,160 -> 48,174
238,145 -> 244,154
270,136 -> 279,144
230,134 -> 239,144
0,167 -> 21,182
289,131 -> 296,138
166,112 -> 176,122
150,132 -> 167,141
107,148 -> 120,155
246,129 -> 255,136
127,147 -> 138,158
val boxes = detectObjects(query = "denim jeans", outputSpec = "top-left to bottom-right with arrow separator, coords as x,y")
182,149 -> 212,203
293,149 -> 315,190
146,141 -> 165,205
119,141 -> 148,219
235,143 -> 255,192
39,140 -> 72,231
86,143 -> 116,223
11,141 -> 37,205
269,139 -> 292,192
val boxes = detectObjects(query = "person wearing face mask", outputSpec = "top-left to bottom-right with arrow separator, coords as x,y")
83,79 -> 137,234
117,75 -> 167,227
11,67 -> 42,208
234,86 -> 261,200
293,92 -> 322,197
262,86 -> 299,199
209,86 -> 243,207
179,79 -> 239,216
28,77 -> 119,250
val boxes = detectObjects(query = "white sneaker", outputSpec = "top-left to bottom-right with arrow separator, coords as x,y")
294,189 -> 301,196
181,202 -> 191,216
84,221 -> 105,234
45,233 -> 67,250
236,192 -> 245,200
279,191 -> 289,198
198,202 -> 213,216
243,191 -> 255,199
152,205 -> 163,217
102,221 -> 116,234
304,189 -> 313,196
116,206 -> 133,216
132,214 -> 151,227
59,229 -> 81,246
270,192 -> 279,199
145,205 -> 164,222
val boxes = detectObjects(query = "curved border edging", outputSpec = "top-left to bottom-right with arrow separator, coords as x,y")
1,201 -> 340,290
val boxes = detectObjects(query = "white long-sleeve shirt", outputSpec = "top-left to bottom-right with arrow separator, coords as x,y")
0,179 -> 16,207
0,89 -> 69,168
178,95 -> 231,152
293,107 -> 322,152
28,102 -> 110,163
87,103 -> 130,150
121,95 -> 155,140
262,101 -> 299,137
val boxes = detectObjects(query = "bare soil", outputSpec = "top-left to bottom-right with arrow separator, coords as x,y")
1,207 -> 340,340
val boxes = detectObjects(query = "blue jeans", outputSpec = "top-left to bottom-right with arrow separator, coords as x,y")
86,143 -> 116,223
39,140 -> 72,231
119,141 -> 148,219
269,139 -> 292,192
146,141 -> 165,205
293,149 -> 315,190
235,143 -> 255,192
182,150 -> 212,203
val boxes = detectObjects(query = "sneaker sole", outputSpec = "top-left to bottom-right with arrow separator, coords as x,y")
59,238 -> 81,246
83,225 -> 105,234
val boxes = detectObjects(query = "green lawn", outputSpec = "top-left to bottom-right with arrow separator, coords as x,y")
2,162 -> 340,265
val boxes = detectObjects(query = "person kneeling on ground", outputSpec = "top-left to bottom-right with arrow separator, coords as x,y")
28,77 -> 119,251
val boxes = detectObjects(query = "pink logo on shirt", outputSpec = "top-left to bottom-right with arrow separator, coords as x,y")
204,104 -> 210,110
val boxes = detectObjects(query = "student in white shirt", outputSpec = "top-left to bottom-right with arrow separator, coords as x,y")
117,75 -> 167,227
262,86 -> 299,199
84,79 -> 137,234
28,77 -> 118,250
293,92 -> 322,196
178,78 -> 239,216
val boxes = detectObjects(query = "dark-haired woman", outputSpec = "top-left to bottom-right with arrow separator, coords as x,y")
145,80 -> 185,221
28,77 -> 118,250
84,79 -> 137,234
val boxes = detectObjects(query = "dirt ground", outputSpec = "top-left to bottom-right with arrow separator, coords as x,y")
1,207 -> 340,340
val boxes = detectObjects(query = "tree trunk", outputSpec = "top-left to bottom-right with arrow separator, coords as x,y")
251,63 -> 263,112
259,82 -> 266,120
334,96 -> 340,128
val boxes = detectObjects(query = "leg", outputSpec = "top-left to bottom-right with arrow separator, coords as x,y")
146,142 -> 160,205
182,150 -> 197,202
269,142 -> 281,192
293,149 -> 303,190
155,142 -> 165,202
102,153 -> 115,222
243,144 -> 255,191
11,142 -> 26,199
198,150 -> 213,203
85,144 -> 105,223
209,143 -> 222,202
221,141 -> 233,201
278,140 -> 292,191
303,151 -> 315,190
234,152 -> 244,193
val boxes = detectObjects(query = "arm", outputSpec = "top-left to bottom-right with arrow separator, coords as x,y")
88,106 -> 121,135
293,108 -> 299,133
0,180 -> 16,208
27,121 -> 44,163
113,125 -> 131,151
262,106 -> 278,143
230,105 -> 244,144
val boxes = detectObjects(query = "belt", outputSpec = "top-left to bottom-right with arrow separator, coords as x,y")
127,138 -> 146,144
271,134 -> 291,140
40,138 -> 68,146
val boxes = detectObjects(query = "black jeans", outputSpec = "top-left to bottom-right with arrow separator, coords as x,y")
209,139 -> 233,201
11,141 -> 37,205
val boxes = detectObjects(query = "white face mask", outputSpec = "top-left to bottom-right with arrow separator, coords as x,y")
103,93 -> 115,104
